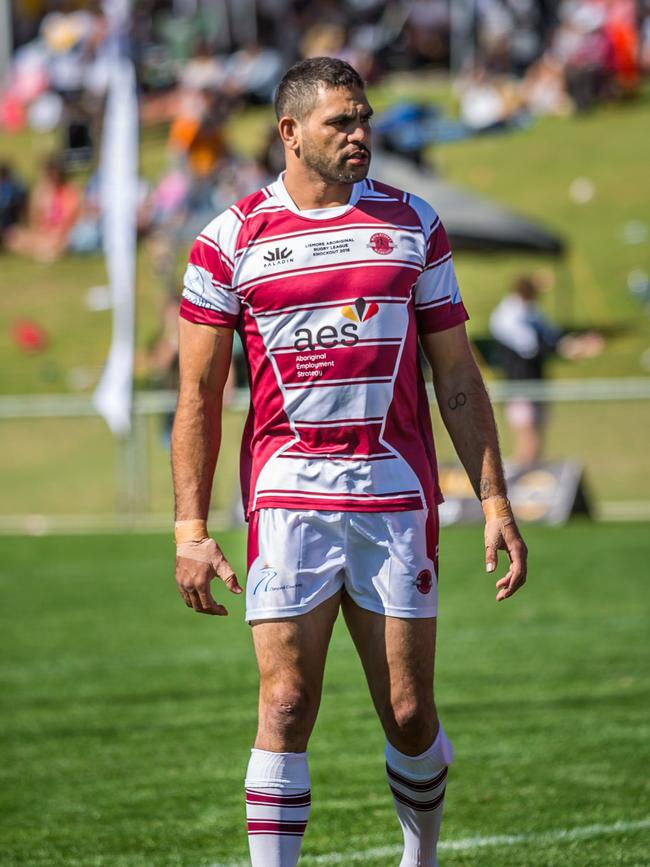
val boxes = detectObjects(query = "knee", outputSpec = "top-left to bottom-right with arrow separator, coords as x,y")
260,685 -> 315,741
385,697 -> 437,754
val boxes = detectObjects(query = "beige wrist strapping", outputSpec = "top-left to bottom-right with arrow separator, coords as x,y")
481,495 -> 514,523
174,519 -> 209,544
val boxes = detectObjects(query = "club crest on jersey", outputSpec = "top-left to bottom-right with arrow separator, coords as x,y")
368,232 -> 395,255
415,569 -> 433,595
341,297 -> 379,323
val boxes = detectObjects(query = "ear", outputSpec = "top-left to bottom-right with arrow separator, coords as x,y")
278,115 -> 301,154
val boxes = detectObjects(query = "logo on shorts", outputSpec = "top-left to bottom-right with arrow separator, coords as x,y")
368,232 -> 395,255
253,567 -> 278,595
341,297 -> 379,323
415,569 -> 433,595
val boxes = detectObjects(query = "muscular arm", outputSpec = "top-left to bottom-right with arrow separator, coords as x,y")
420,324 -> 505,502
421,324 -> 527,600
171,318 -> 241,614
172,318 -> 233,519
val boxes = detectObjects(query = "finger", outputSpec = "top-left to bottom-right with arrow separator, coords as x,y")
213,555 -> 242,594
185,588 -> 205,613
485,544 -> 498,573
195,583 -> 228,616
179,588 -> 194,608
496,575 -> 526,601
496,557 -> 527,600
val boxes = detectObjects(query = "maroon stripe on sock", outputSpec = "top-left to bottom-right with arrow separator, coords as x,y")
389,785 -> 446,812
248,831 -> 306,836
245,789 -> 311,806
386,764 -> 448,792
247,820 -> 308,834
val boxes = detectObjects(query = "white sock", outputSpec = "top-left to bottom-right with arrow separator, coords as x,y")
245,748 -> 311,867
385,725 -> 454,867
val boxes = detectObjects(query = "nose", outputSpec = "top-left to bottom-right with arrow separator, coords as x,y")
348,123 -> 370,146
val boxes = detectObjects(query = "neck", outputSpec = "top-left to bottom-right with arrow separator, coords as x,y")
282,164 -> 355,210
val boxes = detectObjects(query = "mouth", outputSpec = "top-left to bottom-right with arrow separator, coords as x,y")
344,150 -> 370,165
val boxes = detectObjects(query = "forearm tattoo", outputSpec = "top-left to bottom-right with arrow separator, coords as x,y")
447,392 -> 467,410
480,478 -> 494,500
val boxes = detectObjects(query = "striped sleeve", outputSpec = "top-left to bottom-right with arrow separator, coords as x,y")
410,197 -> 469,334
180,208 -> 242,328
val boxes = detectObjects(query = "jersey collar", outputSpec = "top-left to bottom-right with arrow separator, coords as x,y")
272,172 -> 365,220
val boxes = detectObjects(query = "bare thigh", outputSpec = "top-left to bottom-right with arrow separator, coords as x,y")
251,590 -> 342,753
342,594 -> 438,755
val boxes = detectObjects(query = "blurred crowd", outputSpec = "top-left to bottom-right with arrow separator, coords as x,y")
1,0 -> 647,263
0,0 -> 646,404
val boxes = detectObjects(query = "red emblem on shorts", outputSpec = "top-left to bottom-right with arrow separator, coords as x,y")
368,232 -> 395,255
415,569 -> 433,594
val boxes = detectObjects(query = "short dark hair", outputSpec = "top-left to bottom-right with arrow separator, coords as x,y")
274,57 -> 364,121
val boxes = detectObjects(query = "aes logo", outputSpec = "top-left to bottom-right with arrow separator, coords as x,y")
293,298 -> 379,351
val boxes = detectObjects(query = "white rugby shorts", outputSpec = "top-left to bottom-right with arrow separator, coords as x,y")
245,508 -> 439,622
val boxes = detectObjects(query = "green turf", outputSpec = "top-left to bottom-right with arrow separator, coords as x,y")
1,524 -> 648,865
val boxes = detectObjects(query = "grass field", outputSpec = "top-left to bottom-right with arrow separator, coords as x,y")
2,523 -> 649,866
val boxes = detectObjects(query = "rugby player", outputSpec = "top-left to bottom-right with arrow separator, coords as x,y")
172,57 -> 528,866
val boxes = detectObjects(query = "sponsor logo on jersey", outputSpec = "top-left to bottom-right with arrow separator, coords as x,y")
415,569 -> 433,594
341,297 -> 379,323
263,246 -> 293,267
368,232 -> 395,255
292,298 -> 378,351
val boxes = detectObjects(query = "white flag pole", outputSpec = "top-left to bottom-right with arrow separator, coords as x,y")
93,0 -> 138,439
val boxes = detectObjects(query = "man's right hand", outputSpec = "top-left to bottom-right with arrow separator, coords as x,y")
176,537 -> 242,615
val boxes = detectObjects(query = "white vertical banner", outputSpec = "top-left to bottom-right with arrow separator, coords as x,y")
93,1 -> 138,436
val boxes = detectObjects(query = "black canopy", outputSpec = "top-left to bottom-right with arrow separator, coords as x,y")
374,152 -> 565,255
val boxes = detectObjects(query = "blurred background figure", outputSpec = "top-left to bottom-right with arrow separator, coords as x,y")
490,274 -> 603,468
4,156 -> 81,263
0,162 -> 27,244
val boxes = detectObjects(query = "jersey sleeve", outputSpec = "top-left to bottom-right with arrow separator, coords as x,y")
179,208 -> 242,328
411,199 -> 469,334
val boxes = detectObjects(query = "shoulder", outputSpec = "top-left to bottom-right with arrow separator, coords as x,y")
196,187 -> 268,250
362,178 -> 441,234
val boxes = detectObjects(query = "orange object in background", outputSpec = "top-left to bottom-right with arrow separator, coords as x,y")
168,114 -> 226,177
607,20 -> 639,90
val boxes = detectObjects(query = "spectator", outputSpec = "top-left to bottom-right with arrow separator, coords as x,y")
521,54 -> 573,116
5,157 -> 81,263
0,163 -> 27,242
168,88 -> 228,179
489,273 -> 602,467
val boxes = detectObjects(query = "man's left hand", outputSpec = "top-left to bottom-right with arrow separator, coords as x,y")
484,500 -> 528,601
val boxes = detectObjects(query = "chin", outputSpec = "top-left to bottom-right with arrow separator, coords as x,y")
338,164 -> 370,183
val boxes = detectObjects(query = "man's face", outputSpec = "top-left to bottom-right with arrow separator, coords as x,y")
298,85 -> 373,184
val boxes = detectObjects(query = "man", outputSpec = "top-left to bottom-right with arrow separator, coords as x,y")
172,57 -> 527,867
489,273 -> 561,467
489,273 -> 602,466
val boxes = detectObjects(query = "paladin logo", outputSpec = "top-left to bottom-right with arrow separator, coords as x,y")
263,246 -> 293,266
368,232 -> 395,255
342,297 -> 379,323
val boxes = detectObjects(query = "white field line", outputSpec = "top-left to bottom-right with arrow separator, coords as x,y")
206,817 -> 650,867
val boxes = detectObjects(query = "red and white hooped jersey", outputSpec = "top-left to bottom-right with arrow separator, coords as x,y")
180,174 -> 469,517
